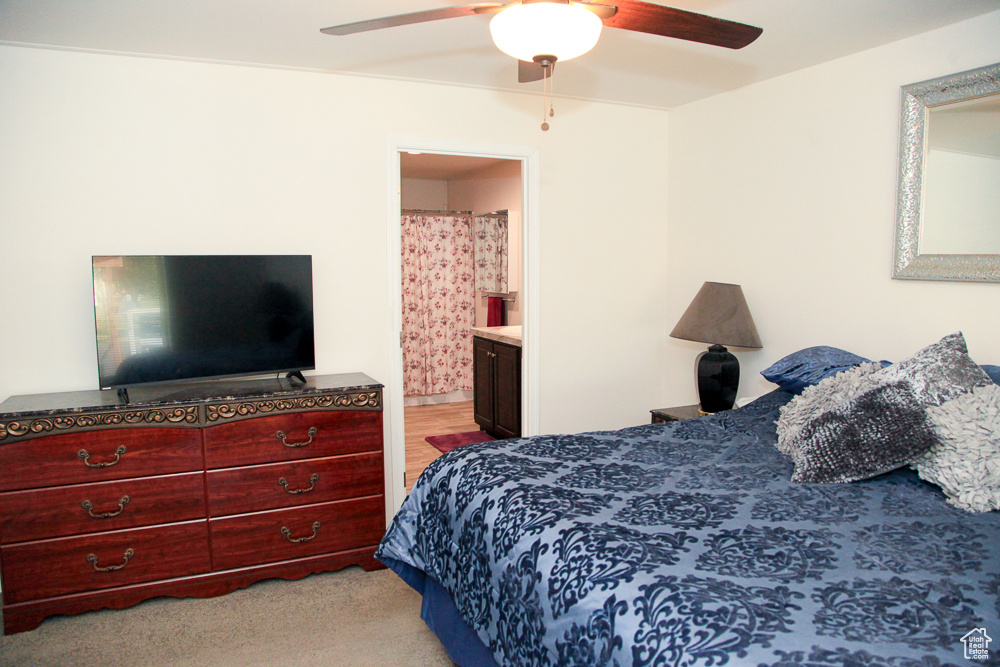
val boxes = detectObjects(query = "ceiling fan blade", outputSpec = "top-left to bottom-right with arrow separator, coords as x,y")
577,2 -> 617,20
518,59 -> 555,83
600,0 -> 762,49
321,4 -> 507,36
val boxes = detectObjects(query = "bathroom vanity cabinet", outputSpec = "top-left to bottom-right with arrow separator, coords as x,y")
472,330 -> 521,439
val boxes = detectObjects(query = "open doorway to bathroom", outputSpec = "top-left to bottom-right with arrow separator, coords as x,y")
399,152 -> 523,492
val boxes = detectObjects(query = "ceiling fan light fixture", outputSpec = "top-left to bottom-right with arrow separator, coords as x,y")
490,2 -> 602,63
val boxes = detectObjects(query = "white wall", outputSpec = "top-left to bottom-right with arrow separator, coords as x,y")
0,45 -> 670,438
665,10 -> 1000,406
400,178 -> 448,210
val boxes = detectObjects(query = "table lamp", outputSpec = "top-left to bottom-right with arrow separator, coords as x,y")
670,282 -> 762,413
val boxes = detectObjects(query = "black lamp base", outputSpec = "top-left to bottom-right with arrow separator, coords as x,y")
695,344 -> 739,413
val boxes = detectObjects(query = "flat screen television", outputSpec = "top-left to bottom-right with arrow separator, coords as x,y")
92,255 -> 315,392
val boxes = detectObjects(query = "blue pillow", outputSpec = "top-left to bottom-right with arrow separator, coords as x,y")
761,346 -> 871,395
982,364 -> 1000,386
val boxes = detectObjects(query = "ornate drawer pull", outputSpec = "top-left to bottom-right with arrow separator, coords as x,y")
86,547 -> 135,572
78,445 -> 127,468
280,521 -> 321,543
82,495 -> 130,519
275,426 -> 318,448
278,473 -> 320,495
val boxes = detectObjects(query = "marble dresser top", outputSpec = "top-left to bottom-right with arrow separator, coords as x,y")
471,325 -> 522,348
0,372 -> 383,419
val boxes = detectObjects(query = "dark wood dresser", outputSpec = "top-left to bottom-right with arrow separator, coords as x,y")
0,373 -> 385,634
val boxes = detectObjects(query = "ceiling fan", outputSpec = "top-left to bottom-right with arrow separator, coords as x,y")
321,1 -> 761,78
321,1 -> 762,128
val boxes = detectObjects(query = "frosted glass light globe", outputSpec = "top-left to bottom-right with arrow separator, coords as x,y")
490,2 -> 603,62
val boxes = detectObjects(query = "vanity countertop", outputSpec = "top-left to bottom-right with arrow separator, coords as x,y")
471,325 -> 522,348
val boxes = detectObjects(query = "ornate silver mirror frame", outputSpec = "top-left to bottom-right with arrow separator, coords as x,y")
893,62 -> 1000,282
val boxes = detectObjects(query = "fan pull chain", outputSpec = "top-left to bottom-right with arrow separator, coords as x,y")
541,60 -> 554,131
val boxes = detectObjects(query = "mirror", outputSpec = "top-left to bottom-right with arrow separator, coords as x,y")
893,62 -> 1000,282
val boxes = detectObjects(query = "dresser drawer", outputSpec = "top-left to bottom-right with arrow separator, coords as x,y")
203,411 -> 382,469
0,428 -> 203,492
0,472 -> 206,544
0,521 -> 211,604
206,453 -> 383,517
209,496 -> 384,571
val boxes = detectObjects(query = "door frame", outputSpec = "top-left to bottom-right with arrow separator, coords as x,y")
384,136 -> 540,514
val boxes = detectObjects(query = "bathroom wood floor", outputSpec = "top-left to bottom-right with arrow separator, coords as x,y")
404,400 -> 478,493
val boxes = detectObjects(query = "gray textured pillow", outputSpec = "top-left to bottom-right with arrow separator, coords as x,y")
775,333 -> 991,484
775,361 -> 883,458
787,380 -> 939,483
870,331 -> 992,407
915,384 -> 1000,512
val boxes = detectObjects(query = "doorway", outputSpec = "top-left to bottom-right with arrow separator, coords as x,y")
384,137 -> 539,514
399,154 -> 522,492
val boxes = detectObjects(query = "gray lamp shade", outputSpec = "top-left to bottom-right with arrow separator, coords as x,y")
670,282 -> 762,349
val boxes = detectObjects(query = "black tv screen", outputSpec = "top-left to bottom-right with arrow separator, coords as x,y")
92,255 -> 315,390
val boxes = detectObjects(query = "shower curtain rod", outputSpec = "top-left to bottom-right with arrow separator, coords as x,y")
401,209 -> 472,215
401,209 -> 508,217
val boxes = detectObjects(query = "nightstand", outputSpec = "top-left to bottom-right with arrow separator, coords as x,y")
650,404 -> 703,424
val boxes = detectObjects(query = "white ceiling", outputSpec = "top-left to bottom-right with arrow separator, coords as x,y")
2,0 -> 998,111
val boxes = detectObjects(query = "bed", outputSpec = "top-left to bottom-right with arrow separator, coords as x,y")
376,334 -> 1000,665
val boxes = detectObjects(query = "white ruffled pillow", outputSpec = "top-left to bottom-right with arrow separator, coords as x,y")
915,383 -> 1000,512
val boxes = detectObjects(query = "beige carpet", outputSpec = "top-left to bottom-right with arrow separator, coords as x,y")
0,567 -> 456,666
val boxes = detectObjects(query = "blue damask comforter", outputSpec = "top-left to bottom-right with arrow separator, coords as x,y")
376,391 -> 1000,666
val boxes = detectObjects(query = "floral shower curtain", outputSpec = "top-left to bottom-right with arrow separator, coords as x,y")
401,212 -> 476,397
473,212 -> 508,292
